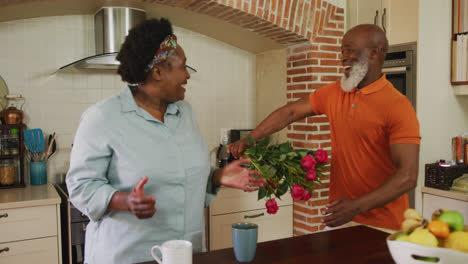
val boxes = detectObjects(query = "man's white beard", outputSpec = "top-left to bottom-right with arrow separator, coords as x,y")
341,54 -> 369,92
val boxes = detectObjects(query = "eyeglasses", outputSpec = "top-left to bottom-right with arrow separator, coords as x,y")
186,65 -> 197,74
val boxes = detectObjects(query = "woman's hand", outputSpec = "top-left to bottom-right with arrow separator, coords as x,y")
216,158 -> 265,192
127,176 -> 156,219
228,138 -> 253,159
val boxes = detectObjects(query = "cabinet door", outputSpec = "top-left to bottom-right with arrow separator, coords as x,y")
0,236 -> 58,264
347,0 -> 383,30
0,205 -> 57,243
384,0 -> 419,44
422,193 -> 468,221
209,205 -> 293,251
210,187 -> 292,215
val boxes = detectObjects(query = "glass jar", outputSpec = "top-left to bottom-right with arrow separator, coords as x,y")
1,129 -> 10,156
0,159 -> 16,185
9,128 -> 19,155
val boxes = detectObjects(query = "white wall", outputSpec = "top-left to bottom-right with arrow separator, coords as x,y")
416,0 -> 468,212
0,15 -> 256,183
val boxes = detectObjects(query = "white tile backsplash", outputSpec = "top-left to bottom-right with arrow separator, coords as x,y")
0,15 -> 256,183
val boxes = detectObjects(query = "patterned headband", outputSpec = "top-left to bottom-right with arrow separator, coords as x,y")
145,34 -> 178,72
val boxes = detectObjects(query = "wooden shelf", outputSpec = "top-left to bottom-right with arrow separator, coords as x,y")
453,84 -> 468,95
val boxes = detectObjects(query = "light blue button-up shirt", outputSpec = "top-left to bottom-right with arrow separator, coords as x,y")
66,87 -> 217,264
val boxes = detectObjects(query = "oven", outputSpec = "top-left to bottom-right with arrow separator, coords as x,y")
54,183 -> 89,264
382,42 -> 417,109
382,42 -> 417,208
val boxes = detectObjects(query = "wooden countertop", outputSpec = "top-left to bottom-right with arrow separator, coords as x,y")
0,184 -> 60,209
421,186 -> 468,201
139,226 -> 394,264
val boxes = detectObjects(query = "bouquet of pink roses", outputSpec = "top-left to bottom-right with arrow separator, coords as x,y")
243,136 -> 329,214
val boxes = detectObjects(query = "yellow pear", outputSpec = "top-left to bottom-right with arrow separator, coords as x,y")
404,208 -> 423,220
408,229 -> 438,247
444,231 -> 468,253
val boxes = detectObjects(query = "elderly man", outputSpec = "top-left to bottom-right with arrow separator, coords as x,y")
229,24 -> 420,232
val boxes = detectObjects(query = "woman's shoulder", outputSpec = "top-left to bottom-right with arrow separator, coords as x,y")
81,96 -> 121,122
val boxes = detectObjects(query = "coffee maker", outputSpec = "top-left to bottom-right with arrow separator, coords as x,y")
216,129 -> 252,168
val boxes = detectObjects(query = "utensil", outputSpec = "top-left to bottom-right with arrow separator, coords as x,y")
46,132 -> 56,160
23,129 -> 45,154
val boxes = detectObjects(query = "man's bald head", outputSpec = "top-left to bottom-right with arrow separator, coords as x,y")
344,24 -> 388,64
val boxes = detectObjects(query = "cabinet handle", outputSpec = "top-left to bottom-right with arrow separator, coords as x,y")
382,8 -> 387,32
0,247 -> 9,253
374,10 -> 379,25
82,223 -> 87,232
0,213 -> 8,218
244,212 -> 264,219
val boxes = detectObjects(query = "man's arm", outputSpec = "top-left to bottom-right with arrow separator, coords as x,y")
322,143 -> 419,227
229,95 -> 316,158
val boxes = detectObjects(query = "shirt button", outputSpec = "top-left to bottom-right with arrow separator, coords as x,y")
352,104 -> 355,108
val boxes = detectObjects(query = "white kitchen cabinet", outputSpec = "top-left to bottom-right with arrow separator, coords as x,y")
209,187 -> 293,251
346,0 -> 419,45
0,184 -> 62,264
421,187 -> 468,221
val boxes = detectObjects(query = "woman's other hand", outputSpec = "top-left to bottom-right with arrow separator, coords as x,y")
127,176 -> 156,219
217,158 -> 265,192
228,138 -> 252,159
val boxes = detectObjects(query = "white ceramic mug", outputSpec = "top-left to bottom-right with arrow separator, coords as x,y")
151,240 -> 192,264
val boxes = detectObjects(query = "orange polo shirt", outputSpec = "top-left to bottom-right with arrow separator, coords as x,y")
309,74 -> 421,230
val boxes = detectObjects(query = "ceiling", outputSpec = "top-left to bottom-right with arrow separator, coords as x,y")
0,0 -> 285,53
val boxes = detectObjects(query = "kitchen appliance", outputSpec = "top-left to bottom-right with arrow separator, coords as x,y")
383,42 -> 417,208
57,7 -> 146,71
383,42 -> 417,109
55,183 -> 90,264
216,129 -> 253,167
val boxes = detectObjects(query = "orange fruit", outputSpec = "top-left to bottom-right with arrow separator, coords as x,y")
428,220 -> 450,238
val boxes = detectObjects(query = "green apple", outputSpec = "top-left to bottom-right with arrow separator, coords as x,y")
439,211 -> 465,232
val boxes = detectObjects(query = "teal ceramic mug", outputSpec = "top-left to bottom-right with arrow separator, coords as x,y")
232,222 -> 258,262
30,161 -> 47,185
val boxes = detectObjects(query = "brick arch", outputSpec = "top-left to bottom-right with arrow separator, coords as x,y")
152,0 -> 343,46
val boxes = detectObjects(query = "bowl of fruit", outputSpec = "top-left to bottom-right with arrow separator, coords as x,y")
387,209 -> 468,264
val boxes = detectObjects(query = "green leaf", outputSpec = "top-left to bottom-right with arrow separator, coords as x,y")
279,154 -> 286,161
297,149 -> 309,158
259,136 -> 269,147
260,164 -> 277,179
258,187 -> 267,200
246,136 -> 256,144
276,181 -> 289,197
279,142 -> 292,153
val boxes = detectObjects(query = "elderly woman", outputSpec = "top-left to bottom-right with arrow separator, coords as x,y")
66,18 -> 264,264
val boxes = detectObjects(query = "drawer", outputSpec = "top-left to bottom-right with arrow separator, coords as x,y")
210,187 -> 293,215
0,236 -> 58,264
71,222 -> 88,246
70,207 -> 89,223
209,205 -> 293,251
0,205 -> 57,243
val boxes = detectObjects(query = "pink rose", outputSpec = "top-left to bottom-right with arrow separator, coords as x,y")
265,199 -> 279,214
306,170 -> 317,181
315,149 -> 328,165
301,154 -> 316,171
291,184 -> 305,201
303,190 -> 312,201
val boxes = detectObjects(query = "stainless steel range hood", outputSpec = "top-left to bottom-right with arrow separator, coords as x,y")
58,7 -> 146,71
